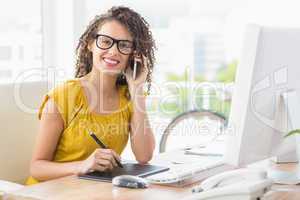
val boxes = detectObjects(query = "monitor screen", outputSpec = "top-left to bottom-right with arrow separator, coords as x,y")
225,24 -> 300,166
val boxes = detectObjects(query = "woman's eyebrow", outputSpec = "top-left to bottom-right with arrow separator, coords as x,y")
96,33 -> 132,41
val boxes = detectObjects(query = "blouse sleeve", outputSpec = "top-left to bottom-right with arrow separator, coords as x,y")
37,81 -> 79,128
38,84 -> 68,127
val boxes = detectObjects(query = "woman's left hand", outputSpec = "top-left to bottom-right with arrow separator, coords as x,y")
124,54 -> 149,97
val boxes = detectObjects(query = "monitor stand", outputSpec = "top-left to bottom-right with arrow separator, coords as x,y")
267,167 -> 300,185
272,90 -> 300,164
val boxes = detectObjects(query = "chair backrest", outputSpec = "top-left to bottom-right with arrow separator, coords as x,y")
0,81 -> 48,184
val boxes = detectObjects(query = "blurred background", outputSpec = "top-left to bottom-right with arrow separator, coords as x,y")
1,0 -> 300,158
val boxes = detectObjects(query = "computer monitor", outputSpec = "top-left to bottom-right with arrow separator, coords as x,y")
225,24 -> 300,166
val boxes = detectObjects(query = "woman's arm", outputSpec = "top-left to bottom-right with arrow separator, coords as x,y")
30,99 -> 120,181
129,89 -> 155,164
30,99 -> 81,181
125,55 -> 156,164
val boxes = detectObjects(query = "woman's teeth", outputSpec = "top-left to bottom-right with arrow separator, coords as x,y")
103,58 -> 119,65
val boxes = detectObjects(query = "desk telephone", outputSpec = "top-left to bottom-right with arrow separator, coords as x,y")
185,168 -> 273,200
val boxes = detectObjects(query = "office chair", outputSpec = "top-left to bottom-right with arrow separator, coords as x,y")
0,81 -> 48,195
159,109 -> 227,153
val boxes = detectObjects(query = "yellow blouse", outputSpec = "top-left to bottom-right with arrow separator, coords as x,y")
26,79 -> 133,185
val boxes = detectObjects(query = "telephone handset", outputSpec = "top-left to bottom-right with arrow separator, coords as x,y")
185,168 -> 273,200
199,168 -> 267,191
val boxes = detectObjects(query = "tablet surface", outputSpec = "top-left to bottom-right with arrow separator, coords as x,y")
78,163 -> 169,182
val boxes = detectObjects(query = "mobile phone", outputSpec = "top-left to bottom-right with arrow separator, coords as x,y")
133,59 -> 137,80
129,56 -> 141,80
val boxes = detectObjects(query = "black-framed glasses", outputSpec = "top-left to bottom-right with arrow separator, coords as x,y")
95,34 -> 134,55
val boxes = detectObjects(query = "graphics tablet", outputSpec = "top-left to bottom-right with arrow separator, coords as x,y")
78,163 -> 169,182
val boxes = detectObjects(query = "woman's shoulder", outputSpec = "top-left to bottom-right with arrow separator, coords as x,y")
118,85 -> 132,102
118,85 -> 134,114
46,78 -> 83,113
119,85 -> 127,92
39,78 -> 83,125
49,78 -> 81,96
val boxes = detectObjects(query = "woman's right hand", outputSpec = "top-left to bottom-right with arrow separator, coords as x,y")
77,148 -> 121,175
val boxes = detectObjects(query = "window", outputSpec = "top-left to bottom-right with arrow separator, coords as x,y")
80,0 -> 300,156
0,0 -> 42,83
84,1 -> 233,156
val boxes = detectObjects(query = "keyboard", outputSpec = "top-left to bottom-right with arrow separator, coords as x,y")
146,160 -> 229,185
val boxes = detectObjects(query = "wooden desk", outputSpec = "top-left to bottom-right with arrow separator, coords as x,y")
250,160 -> 300,200
4,156 -> 300,200
4,175 -> 191,200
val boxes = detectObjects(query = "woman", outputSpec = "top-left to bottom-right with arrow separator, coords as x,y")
27,6 -> 156,185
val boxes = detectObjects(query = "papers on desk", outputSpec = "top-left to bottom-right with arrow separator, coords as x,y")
0,180 -> 24,195
184,141 -> 226,157
152,149 -> 223,166
184,148 -> 223,157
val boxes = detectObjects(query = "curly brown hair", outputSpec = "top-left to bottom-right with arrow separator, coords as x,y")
75,6 -> 156,98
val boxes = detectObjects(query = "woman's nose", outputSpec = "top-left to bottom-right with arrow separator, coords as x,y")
107,43 -> 119,55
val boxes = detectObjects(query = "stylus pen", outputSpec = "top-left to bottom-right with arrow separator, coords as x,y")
89,131 -> 123,168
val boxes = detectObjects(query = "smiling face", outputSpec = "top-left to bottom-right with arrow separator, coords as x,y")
89,20 -> 133,75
